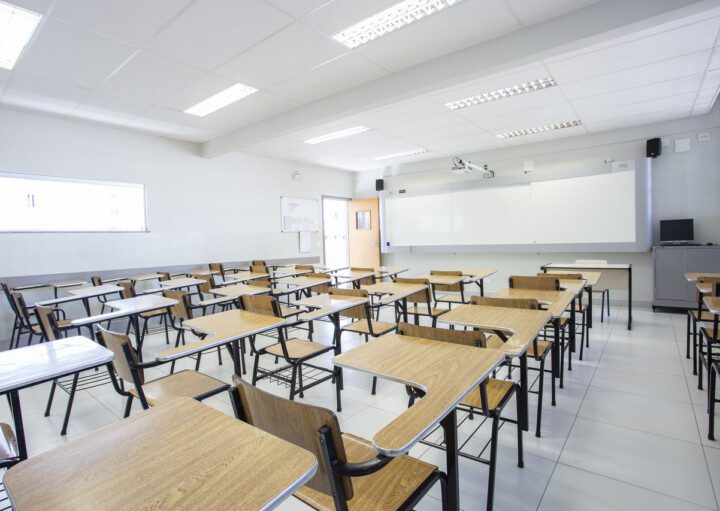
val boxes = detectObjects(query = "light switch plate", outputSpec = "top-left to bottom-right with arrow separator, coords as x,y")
675,138 -> 691,152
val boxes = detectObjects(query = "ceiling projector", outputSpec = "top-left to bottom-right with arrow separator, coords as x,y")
451,157 -> 495,178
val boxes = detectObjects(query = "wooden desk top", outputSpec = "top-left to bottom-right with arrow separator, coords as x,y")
704,297 -> 720,315
492,288 -> 575,318
558,279 -> 588,296
159,277 -> 204,290
126,272 -> 162,282
546,270 -> 601,286
698,283 -> 715,295
156,310 -> 285,362
458,269 -> 497,280
334,334 -> 503,455
210,284 -> 271,298
226,272 -> 270,283
361,282 -> 427,305
67,284 -> 123,298
293,294 -> 369,321
274,276 -> 331,295
686,272 -> 720,282
376,266 -> 409,276
439,305 -> 552,357
415,274 -> 464,286
543,262 -> 631,270
4,398 -> 317,511
0,337 -> 113,393
49,279 -> 87,289
72,296 -> 178,327
272,269 -> 312,279
333,270 -> 375,282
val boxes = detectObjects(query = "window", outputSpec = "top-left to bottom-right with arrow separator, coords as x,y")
355,210 -> 371,230
0,173 -> 147,232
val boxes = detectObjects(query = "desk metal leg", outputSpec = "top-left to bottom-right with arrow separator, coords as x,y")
9,390 -> 27,461
331,313 -> 344,390
82,297 -> 91,316
551,318 -> 560,379
519,353 -> 529,431
627,267 -> 633,330
586,285 -> 593,329
132,314 -> 143,361
569,297 -> 577,354
441,409 -> 460,511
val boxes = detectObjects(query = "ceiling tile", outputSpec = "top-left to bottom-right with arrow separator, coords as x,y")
159,73 -> 234,111
424,133 -> 505,151
15,19 -> 135,89
584,107 -> 692,133
216,23 -> 347,89
557,50 -> 711,99
346,138 -> 422,158
473,101 -> 577,131
355,0 -> 519,72
264,0 -> 330,18
500,124 -> 586,145
504,0 -> 601,26
1,72 -> 88,116
145,0 -> 293,71
98,50 -> 204,105
455,86 -> 567,121
49,0 -> 193,46
546,18 -> 720,83
401,122 -> 488,145
379,111 -> 468,137
268,52 -> 387,103
581,92 -> 697,123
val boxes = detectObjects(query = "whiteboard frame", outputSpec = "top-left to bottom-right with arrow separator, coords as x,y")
281,196 -> 320,233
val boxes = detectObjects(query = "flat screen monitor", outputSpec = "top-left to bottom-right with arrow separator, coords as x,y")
660,219 -> 694,243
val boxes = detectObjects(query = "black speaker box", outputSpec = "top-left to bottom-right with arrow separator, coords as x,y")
646,138 -> 661,158
375,179 -> 384,191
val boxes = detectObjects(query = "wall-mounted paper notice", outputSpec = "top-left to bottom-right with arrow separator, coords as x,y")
299,231 -> 311,253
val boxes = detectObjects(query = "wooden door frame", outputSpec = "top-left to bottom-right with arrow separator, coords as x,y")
321,195 -> 351,267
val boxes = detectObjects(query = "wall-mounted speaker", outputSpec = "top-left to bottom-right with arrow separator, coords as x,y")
646,138 -> 661,158
375,179 -> 384,191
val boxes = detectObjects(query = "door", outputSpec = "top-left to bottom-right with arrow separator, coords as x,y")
348,198 -> 380,268
322,197 -> 349,269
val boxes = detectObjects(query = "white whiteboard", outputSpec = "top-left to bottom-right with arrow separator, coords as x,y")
453,185 -> 533,245
386,192 -> 453,245
531,171 -> 635,243
281,196 -> 319,232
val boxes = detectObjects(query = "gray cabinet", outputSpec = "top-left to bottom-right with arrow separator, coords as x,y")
653,245 -> 720,309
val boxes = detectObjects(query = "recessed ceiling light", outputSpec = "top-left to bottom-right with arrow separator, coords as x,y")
333,0 -> 465,49
445,76 -> 557,111
0,1 -> 41,70
373,147 -> 428,160
184,83 -> 258,117
496,120 -> 582,139
304,126 -> 369,144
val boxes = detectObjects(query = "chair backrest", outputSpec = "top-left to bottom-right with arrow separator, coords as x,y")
240,294 -> 281,318
209,263 -> 225,278
98,328 -> 144,386
34,306 -> 60,341
328,287 -> 368,319
249,278 -> 272,289
1,282 -> 18,315
91,276 -> 103,286
350,267 -> 376,286
158,272 -> 171,282
575,259 -> 607,265
308,273 -> 331,294
295,264 -> 314,271
197,274 -> 214,294
395,277 -> 431,305
163,290 -> 192,320
471,296 -> 540,310
397,322 -> 486,347
9,292 -> 32,326
509,275 -> 559,291
118,281 -> 136,299
232,375 -> 351,498
250,264 -> 267,274
252,260 -> 266,266
538,272 -> 583,280
430,270 -> 463,292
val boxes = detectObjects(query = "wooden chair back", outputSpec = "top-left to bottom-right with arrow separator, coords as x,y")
158,272 -> 171,282
209,263 -> 224,278
163,290 -> 192,320
197,274 -> 214,294
34,306 -> 60,341
232,375 -> 352,498
350,267 -> 376,286
118,281 -> 136,299
9,292 -> 32,326
509,275 -> 559,291
430,270 -> 463,292
395,277 -> 431,305
91,276 -> 103,286
249,278 -> 272,289
397,322 -> 486,348
98,328 -> 144,386
308,273 -> 331,294
295,264 -> 314,271
328,287 -> 368,320
240,294 -> 281,318
471,296 -> 540,310
1,282 -> 18,316
250,265 -> 267,274
251,260 -> 267,267
538,272 -> 583,280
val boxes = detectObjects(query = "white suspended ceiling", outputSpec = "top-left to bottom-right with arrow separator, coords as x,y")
0,0 -> 718,171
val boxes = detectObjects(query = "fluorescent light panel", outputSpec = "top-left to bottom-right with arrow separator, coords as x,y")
184,83 -> 258,117
445,76 -> 557,111
0,1 -> 41,70
496,120 -> 582,139
374,147 -> 428,160
333,0 -> 465,49
304,126 -> 369,144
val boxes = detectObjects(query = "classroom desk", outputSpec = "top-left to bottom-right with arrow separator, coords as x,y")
414,274 -> 465,286
210,283 -> 271,299
126,272 -> 163,283
3,398 -> 318,511
225,272 -> 270,284
439,305 -> 552,429
545,271 -> 601,327
334,334 -> 504,511
376,266 -> 410,280
542,262 -> 633,329
332,270 -> 375,288
36,284 -> 123,315
156,310 -> 285,374
459,269 -> 497,296
172,268 -> 218,277
274,276 -> 332,297
0,337 -> 114,461
158,277 -> 204,290
294,294 -> 369,350
271,268 -> 313,279
361,282 -> 428,323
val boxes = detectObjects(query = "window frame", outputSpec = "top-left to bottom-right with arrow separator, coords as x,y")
0,171 -> 149,233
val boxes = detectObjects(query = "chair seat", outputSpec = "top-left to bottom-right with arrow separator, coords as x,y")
407,305 -> 449,318
265,339 -> 331,359
435,294 -> 469,304
131,370 -> 228,406
0,423 -> 18,463
139,308 -> 167,318
460,379 -> 515,412
295,433 -> 438,511
281,305 -> 303,318
32,318 -> 73,334
528,340 -> 552,358
342,320 -> 396,336
692,310 -> 718,321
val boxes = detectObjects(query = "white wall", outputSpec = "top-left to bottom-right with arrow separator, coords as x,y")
355,105 -> 720,305
0,108 -> 353,338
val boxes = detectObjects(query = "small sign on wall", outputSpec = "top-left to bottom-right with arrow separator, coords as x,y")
299,231 -> 311,253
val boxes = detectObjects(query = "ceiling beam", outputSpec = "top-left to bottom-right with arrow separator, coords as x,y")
202,0 -> 717,158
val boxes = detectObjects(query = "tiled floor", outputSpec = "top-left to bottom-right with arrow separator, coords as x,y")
2,304 -> 719,510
